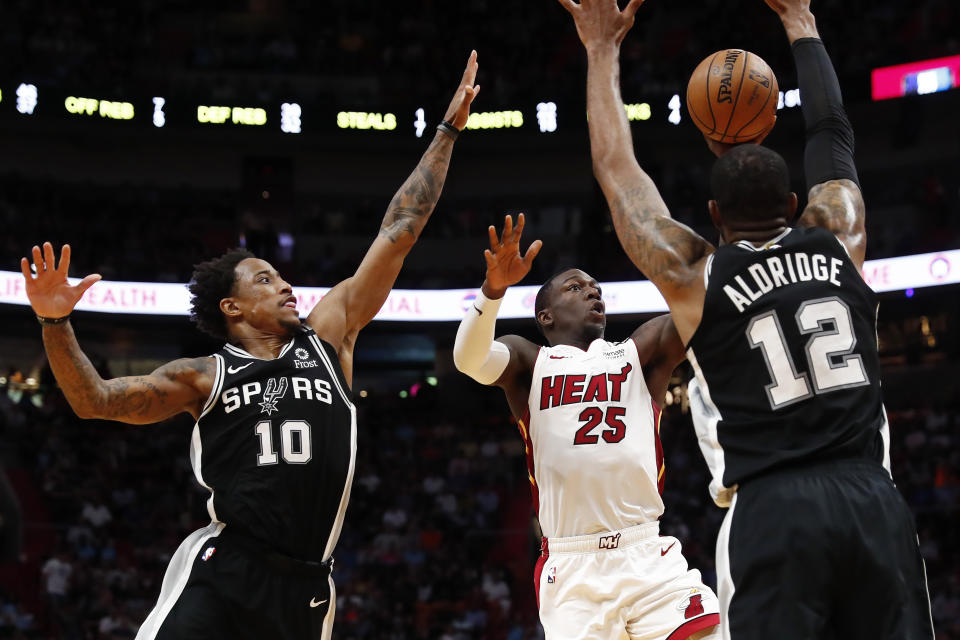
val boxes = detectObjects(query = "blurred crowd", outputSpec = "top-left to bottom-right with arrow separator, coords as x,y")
0,355 -> 957,638
1,0 -> 957,108
1,160 -> 957,289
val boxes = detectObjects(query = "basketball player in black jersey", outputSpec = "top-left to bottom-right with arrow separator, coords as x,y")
557,0 -> 932,639
19,52 -> 480,640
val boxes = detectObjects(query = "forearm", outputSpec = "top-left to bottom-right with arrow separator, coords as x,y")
785,14 -> 859,190
778,8 -> 819,44
378,130 -> 455,247
585,45 -> 638,178
41,321 -> 109,418
453,288 -> 509,385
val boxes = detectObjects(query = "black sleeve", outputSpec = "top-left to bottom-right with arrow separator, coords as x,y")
792,37 -> 860,190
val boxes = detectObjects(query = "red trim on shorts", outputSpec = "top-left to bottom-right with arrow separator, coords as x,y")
652,399 -> 665,494
533,540 -> 549,610
665,613 -> 720,640
517,406 -> 539,515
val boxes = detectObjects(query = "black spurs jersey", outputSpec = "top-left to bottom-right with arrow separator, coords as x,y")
686,227 -> 888,505
191,326 -> 356,561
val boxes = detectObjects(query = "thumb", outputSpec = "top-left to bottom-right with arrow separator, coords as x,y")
74,274 -> 102,298
622,0 -> 646,20
523,239 -> 544,266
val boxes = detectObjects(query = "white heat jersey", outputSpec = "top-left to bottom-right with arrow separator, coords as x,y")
520,338 -> 664,539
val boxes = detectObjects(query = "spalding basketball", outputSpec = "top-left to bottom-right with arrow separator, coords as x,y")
686,49 -> 779,144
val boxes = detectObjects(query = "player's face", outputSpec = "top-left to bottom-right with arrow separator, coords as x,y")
547,269 -> 606,338
230,258 -> 301,335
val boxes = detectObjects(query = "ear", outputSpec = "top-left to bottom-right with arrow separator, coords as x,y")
707,200 -> 723,231
786,192 -> 799,222
220,297 -> 242,319
537,308 -> 553,331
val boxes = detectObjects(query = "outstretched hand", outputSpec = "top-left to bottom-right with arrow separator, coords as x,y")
442,50 -> 481,131
763,0 -> 811,18
20,243 -> 101,319
482,214 -> 543,298
555,0 -> 646,50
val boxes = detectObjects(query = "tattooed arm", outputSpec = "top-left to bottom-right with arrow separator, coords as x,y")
20,243 -> 212,423
556,0 -> 713,342
43,323 -> 213,423
307,52 -> 479,383
766,1 -> 866,268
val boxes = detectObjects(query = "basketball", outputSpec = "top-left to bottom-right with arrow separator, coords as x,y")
686,49 -> 779,144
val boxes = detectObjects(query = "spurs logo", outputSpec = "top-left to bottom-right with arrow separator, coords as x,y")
258,377 -> 289,415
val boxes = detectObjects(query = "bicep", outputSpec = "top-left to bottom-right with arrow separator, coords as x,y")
604,178 -> 714,302
799,179 -> 866,268
492,335 -> 539,418
309,234 -> 408,345
98,358 -> 211,424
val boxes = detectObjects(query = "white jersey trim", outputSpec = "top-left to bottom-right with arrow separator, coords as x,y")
134,522 -> 225,640
715,492 -> 737,640
735,227 -> 793,252
192,354 -> 224,523
307,333 -> 357,561
686,347 -> 736,507
224,336 -> 297,360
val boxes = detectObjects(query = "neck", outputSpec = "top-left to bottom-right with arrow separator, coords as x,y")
229,330 -> 292,359
722,221 -> 789,246
547,331 -> 601,352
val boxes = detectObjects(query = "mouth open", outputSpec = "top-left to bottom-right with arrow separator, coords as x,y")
283,296 -> 298,309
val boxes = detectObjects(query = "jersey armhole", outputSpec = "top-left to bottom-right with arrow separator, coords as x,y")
198,354 -> 225,418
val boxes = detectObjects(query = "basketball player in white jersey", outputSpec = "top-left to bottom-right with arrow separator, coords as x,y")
454,214 -> 719,640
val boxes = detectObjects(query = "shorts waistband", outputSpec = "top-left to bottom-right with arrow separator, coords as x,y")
542,521 -> 660,555
224,528 -> 334,577
743,457 -> 889,487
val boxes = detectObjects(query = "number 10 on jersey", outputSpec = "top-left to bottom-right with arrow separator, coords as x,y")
255,420 -> 313,465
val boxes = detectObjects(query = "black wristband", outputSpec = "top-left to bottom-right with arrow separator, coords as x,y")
437,120 -> 460,140
37,314 -> 71,325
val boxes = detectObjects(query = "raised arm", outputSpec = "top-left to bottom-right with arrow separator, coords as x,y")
766,0 -> 866,268
20,243 -> 213,423
453,214 -> 542,418
308,51 -> 480,380
556,0 -> 714,312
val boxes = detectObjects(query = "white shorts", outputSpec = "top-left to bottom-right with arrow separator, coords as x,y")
535,522 -> 719,640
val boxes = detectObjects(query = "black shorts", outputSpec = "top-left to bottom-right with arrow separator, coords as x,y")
135,523 -> 336,640
717,459 -> 933,640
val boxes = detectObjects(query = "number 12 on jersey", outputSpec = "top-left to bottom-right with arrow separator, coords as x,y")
747,296 -> 869,410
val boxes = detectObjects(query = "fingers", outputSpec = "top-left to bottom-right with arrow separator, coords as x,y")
57,244 -> 71,276
523,239 -> 544,266
555,0 -> 579,14
43,242 -> 56,273
460,50 -> 478,89
32,245 -> 44,273
622,0 -> 646,21
487,225 -> 499,251
20,257 -> 32,280
483,249 -> 496,269
514,212 -> 526,240
502,214 -> 513,242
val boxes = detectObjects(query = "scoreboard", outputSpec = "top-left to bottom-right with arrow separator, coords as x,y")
0,82 -> 803,138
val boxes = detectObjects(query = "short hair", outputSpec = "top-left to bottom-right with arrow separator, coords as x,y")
534,268 -> 575,335
188,248 -> 255,341
710,145 -> 791,224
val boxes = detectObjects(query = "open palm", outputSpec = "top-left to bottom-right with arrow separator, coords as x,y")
483,214 -> 543,293
20,243 -> 101,319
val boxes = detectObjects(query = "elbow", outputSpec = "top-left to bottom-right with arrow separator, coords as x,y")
72,404 -> 98,420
